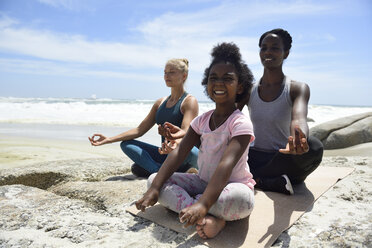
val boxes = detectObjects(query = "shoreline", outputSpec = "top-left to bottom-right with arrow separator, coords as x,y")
0,135 -> 121,169
0,122 -> 160,144
0,123 -> 160,169
1,132 -> 372,169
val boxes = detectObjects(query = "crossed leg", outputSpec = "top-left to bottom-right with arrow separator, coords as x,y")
148,174 -> 254,239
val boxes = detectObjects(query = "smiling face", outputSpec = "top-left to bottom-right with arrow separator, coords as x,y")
164,64 -> 187,88
259,33 -> 289,69
207,62 -> 242,104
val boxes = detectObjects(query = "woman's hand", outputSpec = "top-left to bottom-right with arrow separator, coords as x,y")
179,202 -> 208,228
158,124 -> 167,137
135,187 -> 160,212
88,134 -> 111,146
279,126 -> 309,155
159,122 -> 186,140
158,138 -> 178,155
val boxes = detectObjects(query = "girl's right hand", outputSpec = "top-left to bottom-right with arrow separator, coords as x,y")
179,202 -> 208,227
135,187 -> 159,212
88,134 -> 110,146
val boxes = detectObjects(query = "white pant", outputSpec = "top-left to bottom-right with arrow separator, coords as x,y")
148,172 -> 254,221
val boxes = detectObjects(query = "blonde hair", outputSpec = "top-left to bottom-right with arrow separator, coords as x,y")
166,58 -> 189,80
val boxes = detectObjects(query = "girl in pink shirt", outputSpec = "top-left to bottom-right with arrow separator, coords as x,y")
136,42 -> 255,239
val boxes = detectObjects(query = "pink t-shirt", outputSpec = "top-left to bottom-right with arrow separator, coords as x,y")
191,109 -> 256,189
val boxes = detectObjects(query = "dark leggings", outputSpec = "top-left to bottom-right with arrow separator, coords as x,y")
120,139 -> 198,174
248,136 -> 324,184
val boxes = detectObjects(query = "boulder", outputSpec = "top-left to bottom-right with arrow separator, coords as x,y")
310,112 -> 372,149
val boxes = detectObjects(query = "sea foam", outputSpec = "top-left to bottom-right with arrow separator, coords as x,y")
0,97 -> 371,128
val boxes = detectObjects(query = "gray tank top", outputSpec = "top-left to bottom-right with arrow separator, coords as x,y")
248,76 -> 292,152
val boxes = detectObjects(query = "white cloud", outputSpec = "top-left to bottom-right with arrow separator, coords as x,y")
138,1 -> 332,41
324,33 -> 336,42
0,1 -> 334,76
0,19 -> 257,73
0,26 -> 168,67
37,0 -> 95,11
0,58 -> 155,81
0,14 -> 18,28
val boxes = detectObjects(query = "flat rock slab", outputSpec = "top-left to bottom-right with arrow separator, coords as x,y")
0,158 -> 132,189
50,179 -> 148,216
0,184 -> 204,248
1,155 -> 371,247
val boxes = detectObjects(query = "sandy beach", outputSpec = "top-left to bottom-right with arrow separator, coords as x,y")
1,130 -> 371,247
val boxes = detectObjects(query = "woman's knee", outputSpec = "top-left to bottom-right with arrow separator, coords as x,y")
120,140 -> 145,159
120,140 -> 134,153
308,136 -> 324,158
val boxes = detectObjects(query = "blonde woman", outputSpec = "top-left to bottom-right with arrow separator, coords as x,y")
89,59 -> 199,177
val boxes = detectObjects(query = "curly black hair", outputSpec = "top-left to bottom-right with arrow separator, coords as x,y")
201,42 -> 254,103
258,28 -> 292,51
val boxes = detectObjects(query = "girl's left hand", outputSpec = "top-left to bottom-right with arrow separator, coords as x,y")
158,138 -> 178,154
179,202 -> 208,228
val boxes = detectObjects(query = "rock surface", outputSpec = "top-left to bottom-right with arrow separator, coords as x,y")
1,156 -> 371,247
310,112 -> 372,149
0,158 -> 204,248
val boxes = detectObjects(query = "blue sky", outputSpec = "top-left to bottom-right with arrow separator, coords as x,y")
0,0 -> 371,106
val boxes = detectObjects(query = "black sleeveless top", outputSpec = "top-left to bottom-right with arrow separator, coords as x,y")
155,92 -> 188,143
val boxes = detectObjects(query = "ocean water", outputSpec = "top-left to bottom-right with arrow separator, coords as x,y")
1,97 -> 371,142
0,97 -> 214,127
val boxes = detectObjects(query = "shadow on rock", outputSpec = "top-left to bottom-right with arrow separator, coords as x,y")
106,174 -> 147,181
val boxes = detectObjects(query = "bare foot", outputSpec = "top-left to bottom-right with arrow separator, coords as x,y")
196,215 -> 226,239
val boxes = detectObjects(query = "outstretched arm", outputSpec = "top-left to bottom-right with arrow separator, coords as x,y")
135,127 -> 200,211
179,135 -> 251,227
291,81 -> 310,137
279,81 -> 310,155
89,98 -> 163,146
